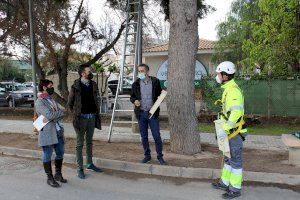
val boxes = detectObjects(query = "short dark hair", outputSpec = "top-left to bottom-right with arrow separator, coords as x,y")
138,63 -> 149,71
38,79 -> 53,92
78,64 -> 91,76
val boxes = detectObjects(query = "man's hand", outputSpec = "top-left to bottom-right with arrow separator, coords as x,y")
134,100 -> 141,107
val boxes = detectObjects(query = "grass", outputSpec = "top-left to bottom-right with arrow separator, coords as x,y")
197,123 -> 300,136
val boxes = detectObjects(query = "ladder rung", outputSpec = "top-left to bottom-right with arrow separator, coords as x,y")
124,64 -> 134,67
115,110 -> 134,112
117,96 -> 131,98
127,32 -> 137,35
128,22 -> 138,25
129,1 -> 140,5
113,121 -> 138,124
125,53 -> 135,56
126,42 -> 136,46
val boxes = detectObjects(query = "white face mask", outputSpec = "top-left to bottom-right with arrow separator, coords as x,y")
215,75 -> 222,84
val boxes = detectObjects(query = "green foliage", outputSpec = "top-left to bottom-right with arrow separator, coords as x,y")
108,64 -> 117,73
93,63 -> 105,73
213,0 -> 300,76
0,59 -> 26,82
241,0 -> 300,76
93,63 -> 117,74
200,77 -> 222,112
213,0 -> 260,69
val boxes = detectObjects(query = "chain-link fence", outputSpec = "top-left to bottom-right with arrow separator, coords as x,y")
200,78 -> 300,117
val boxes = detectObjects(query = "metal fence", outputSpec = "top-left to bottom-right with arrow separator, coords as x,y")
200,79 -> 300,117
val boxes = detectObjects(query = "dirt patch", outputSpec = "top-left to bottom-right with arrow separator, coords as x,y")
0,107 -> 34,117
0,132 -> 299,175
198,112 -> 300,125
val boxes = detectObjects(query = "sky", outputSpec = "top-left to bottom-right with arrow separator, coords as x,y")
198,0 -> 234,40
87,0 -> 235,41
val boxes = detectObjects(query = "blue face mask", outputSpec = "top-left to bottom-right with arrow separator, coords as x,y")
138,72 -> 146,80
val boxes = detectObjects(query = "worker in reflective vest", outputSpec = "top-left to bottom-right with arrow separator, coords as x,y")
212,61 -> 247,199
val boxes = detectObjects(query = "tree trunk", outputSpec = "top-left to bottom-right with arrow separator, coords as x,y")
56,59 -> 69,103
167,0 -> 201,154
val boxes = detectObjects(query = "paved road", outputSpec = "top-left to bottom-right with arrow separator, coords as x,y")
0,156 -> 299,200
0,119 -> 287,150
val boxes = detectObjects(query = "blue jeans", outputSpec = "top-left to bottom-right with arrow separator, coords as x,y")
42,135 -> 64,163
138,111 -> 163,159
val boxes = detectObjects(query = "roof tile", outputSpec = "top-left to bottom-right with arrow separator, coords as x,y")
143,39 -> 215,53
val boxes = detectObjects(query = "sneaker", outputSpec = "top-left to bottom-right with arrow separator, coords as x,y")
212,181 -> 229,191
141,156 -> 151,164
158,157 -> 167,165
77,169 -> 86,179
86,164 -> 103,173
222,190 -> 241,199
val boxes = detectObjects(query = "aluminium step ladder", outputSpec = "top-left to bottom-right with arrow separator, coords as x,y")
108,0 -> 143,142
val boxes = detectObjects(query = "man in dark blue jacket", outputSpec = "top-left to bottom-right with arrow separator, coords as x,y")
130,63 -> 166,165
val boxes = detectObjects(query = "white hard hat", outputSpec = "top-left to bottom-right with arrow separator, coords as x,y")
216,61 -> 236,74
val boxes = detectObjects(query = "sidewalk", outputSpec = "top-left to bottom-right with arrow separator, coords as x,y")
0,119 -> 287,151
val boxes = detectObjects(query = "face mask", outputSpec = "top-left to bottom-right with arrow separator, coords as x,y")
46,87 -> 54,95
215,75 -> 222,84
87,73 -> 93,80
138,72 -> 146,80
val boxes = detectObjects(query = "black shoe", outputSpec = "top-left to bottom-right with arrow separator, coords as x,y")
212,182 -> 229,191
77,169 -> 86,179
47,175 -> 60,188
158,157 -> 167,165
43,161 -> 60,188
141,157 -> 151,164
54,159 -> 67,183
86,164 -> 103,173
222,191 -> 241,199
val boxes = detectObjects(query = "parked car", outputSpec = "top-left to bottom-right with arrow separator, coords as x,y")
108,77 -> 133,96
0,87 -> 8,107
0,82 -> 34,107
23,82 -> 34,88
23,82 -> 38,92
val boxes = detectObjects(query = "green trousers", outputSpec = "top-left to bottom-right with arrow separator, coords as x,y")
75,118 -> 95,170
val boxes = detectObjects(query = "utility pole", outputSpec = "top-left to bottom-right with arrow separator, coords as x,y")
28,0 -> 38,102
29,0 -> 39,135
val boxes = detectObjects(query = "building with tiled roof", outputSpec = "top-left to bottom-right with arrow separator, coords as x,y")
143,39 -> 215,54
142,39 -> 217,85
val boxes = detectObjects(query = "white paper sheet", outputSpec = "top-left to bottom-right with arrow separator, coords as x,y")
149,90 -> 167,119
33,115 -> 49,131
214,119 -> 231,158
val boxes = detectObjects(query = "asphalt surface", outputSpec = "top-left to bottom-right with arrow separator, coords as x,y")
0,156 -> 299,200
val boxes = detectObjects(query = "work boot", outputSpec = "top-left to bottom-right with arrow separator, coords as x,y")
222,190 -> 241,199
54,159 -> 67,183
212,181 -> 229,191
86,163 -> 103,173
141,156 -> 151,164
43,161 -> 60,188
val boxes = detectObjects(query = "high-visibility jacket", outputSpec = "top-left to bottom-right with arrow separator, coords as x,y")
220,79 -> 247,136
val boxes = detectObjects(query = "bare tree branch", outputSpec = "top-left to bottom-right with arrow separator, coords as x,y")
84,21 -> 126,66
